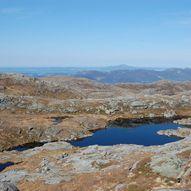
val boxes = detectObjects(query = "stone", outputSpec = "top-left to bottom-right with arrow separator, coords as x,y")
0,182 -> 19,191
114,183 -> 127,191
157,127 -> 191,138
164,110 -> 176,118
0,170 -> 27,184
150,155 -> 184,178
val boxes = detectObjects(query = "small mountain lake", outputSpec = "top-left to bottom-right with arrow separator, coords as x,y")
70,123 -> 183,147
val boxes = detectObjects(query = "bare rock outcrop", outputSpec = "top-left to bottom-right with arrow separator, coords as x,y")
158,127 -> 191,138
1,74 -> 191,190
0,182 -> 20,191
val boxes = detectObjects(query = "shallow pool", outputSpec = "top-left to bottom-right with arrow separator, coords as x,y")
0,162 -> 15,172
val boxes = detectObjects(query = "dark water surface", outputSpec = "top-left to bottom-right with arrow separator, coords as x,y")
0,162 -> 15,172
12,142 -> 45,152
70,123 -> 182,147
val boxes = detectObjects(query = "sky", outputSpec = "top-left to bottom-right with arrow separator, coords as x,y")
0,0 -> 191,68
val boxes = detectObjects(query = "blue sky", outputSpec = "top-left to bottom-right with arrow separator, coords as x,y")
0,0 -> 191,68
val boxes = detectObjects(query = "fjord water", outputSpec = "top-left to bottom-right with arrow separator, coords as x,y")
70,123 -> 182,147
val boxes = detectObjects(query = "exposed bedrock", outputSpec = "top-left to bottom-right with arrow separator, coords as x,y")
0,182 -> 20,191
0,139 -> 191,190
158,127 -> 191,138
174,118 -> 191,127
1,74 -> 191,190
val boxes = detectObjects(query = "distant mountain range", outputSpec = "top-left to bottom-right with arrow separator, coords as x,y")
0,65 -> 163,77
1,66 -> 191,83
97,64 -> 164,71
74,68 -> 191,84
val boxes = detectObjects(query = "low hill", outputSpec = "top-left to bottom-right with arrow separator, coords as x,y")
75,68 -> 191,84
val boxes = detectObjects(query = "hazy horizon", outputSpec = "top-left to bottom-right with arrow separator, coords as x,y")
0,64 -> 191,69
1,0 -> 191,68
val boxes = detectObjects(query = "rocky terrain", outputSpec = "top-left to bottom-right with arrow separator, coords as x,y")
1,73 -> 191,190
